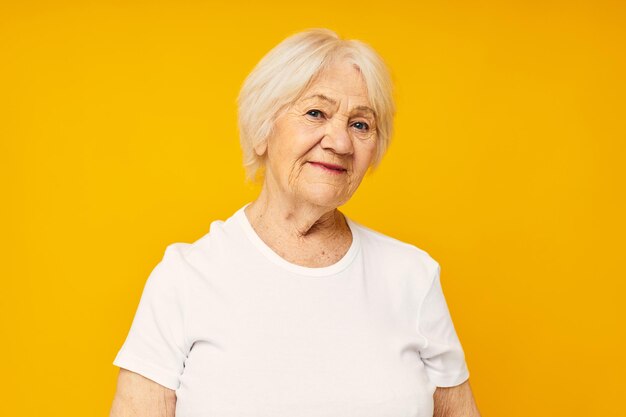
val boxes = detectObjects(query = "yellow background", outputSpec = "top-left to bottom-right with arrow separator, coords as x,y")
2,1 -> 624,416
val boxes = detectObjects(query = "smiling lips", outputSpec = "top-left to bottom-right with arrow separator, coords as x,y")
308,161 -> 347,174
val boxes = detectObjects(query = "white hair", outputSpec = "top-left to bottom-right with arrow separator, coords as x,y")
237,28 -> 396,184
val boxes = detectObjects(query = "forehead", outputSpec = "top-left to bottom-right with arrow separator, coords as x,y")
299,61 -> 371,106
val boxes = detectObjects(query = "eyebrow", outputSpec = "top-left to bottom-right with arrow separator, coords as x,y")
302,94 -> 376,117
302,93 -> 338,106
353,105 -> 377,118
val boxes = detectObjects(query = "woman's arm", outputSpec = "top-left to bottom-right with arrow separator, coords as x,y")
109,368 -> 176,417
433,379 -> 481,417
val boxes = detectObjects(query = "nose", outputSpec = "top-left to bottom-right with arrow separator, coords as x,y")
320,117 -> 354,155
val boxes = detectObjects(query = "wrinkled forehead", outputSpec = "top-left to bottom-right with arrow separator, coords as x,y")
296,61 -> 373,109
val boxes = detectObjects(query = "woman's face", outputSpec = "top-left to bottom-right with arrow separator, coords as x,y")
256,60 -> 378,209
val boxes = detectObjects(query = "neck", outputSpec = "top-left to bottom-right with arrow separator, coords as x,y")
244,180 -> 348,244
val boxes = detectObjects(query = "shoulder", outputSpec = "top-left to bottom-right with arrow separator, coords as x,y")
351,216 -> 439,275
151,218 -> 230,284
349,218 -> 440,279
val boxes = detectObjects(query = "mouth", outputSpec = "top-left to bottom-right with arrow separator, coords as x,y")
308,161 -> 347,174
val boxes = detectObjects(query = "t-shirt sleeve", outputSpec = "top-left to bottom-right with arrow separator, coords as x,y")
113,244 -> 191,390
417,260 -> 470,387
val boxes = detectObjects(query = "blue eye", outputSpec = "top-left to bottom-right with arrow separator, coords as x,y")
306,109 -> 323,118
353,121 -> 369,131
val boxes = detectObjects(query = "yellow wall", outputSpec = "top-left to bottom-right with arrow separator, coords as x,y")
2,1 -> 624,415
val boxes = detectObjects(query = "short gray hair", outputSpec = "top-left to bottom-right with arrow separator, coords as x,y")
237,28 -> 396,184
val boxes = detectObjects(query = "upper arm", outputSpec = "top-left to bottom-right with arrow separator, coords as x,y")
109,368 -> 177,417
112,245 -> 191,390
418,260 -> 470,386
433,379 -> 481,417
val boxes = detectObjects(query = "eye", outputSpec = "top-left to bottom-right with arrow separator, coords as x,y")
306,109 -> 324,118
352,121 -> 370,131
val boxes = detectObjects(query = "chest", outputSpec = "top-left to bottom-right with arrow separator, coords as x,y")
175,265 -> 435,417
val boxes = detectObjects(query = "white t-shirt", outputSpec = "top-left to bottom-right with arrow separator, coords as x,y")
113,203 -> 470,417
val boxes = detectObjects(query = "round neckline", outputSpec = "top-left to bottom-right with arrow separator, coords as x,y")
234,202 -> 361,277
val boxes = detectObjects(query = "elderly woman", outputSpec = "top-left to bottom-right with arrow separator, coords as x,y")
110,28 -> 481,417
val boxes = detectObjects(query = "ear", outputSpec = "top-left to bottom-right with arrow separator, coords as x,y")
253,138 -> 268,157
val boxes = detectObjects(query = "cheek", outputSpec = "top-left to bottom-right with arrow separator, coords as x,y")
296,123 -> 324,142
283,124 -> 325,156
354,139 -> 377,166
269,125 -> 322,170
